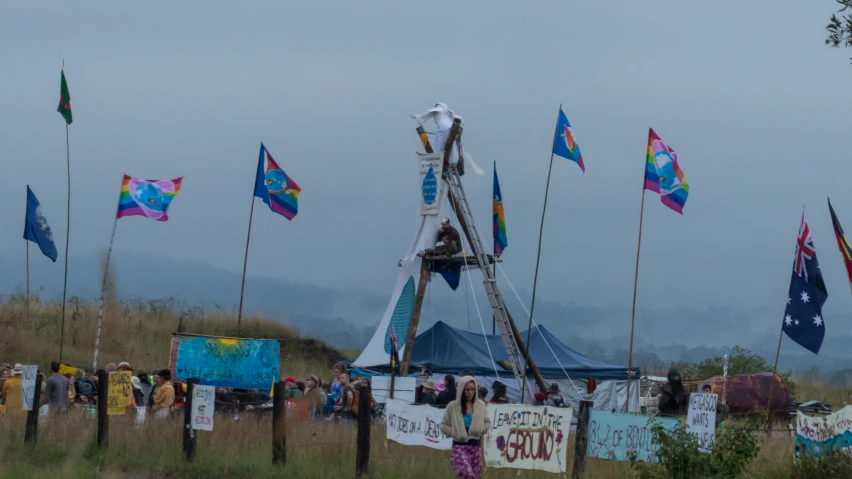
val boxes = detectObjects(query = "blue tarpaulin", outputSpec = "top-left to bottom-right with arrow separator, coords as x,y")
406,321 -> 637,380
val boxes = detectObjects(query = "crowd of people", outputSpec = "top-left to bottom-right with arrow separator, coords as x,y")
0,360 -> 184,419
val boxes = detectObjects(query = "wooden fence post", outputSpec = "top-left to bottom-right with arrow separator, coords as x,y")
355,385 -> 372,476
183,378 -> 199,462
272,381 -> 287,465
24,371 -> 43,444
572,400 -> 593,479
97,369 -> 109,448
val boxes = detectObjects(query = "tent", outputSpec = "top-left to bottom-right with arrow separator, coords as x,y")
407,321 -> 638,380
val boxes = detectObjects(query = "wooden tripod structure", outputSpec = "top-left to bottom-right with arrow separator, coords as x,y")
398,121 -> 547,397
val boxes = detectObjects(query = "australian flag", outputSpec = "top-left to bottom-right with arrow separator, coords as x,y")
783,213 -> 828,354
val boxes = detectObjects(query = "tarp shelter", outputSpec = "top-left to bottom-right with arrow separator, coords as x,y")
406,321 -> 638,380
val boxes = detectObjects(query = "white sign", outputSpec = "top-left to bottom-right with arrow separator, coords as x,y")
372,376 -> 417,404
21,365 -> 37,411
686,393 -> 717,452
418,152 -> 444,215
190,385 -> 215,431
385,399 -> 452,450
484,404 -> 573,473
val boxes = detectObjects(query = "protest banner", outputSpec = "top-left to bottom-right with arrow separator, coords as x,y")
21,365 -> 37,411
796,405 -> 852,457
107,371 -> 132,415
484,404 -> 573,473
172,334 -> 280,390
385,399 -> 452,451
418,152 -> 444,215
372,376 -> 416,404
588,409 -> 681,462
686,393 -> 717,452
191,385 -> 215,431
58,364 -> 77,376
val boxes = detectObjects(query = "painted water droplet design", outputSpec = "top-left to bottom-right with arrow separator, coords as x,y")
384,276 -> 415,354
422,166 -> 438,205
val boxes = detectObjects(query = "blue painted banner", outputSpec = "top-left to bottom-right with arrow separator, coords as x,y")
587,410 -> 681,462
173,334 -> 280,390
796,406 -> 852,457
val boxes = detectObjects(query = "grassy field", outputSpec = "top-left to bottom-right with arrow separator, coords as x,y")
1,296 -> 850,478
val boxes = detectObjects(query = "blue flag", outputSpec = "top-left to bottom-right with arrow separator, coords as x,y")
782,214 -> 827,354
552,108 -> 585,172
23,186 -> 58,262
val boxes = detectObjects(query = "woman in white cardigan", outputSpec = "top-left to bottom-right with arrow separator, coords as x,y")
440,376 -> 491,479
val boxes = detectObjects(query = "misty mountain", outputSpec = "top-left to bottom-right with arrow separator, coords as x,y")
4,251 -> 849,376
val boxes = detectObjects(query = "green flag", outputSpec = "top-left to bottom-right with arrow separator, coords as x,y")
57,70 -> 72,125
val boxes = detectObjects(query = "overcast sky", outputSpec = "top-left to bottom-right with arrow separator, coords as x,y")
2,1 -> 851,317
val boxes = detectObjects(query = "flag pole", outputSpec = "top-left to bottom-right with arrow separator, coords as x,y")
237,189 -> 258,337
25,239 -> 30,328
92,179 -> 123,372
522,103 -> 562,404
625,185 -> 648,412
766,328 -> 784,421
59,118 -> 72,362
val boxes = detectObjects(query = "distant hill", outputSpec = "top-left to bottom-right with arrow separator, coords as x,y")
2,251 -> 849,377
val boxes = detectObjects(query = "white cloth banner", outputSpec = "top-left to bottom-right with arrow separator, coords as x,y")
21,365 -> 37,411
385,399 -> 452,450
419,152 -> 444,215
796,405 -> 852,457
191,385 -> 215,431
686,393 -> 717,452
484,404 -> 573,473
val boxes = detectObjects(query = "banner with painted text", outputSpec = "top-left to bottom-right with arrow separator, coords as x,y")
686,393 -> 717,452
484,404 -> 573,473
21,365 -> 37,411
587,410 -> 681,462
172,334 -> 280,390
107,371 -> 132,415
385,399 -> 452,450
419,152 -> 444,215
796,405 -> 852,457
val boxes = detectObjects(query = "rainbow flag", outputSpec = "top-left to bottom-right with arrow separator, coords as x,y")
117,175 -> 183,221
644,128 -> 688,214
254,143 -> 300,220
493,162 -> 507,255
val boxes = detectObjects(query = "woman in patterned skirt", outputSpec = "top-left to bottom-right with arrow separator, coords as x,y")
440,376 -> 491,479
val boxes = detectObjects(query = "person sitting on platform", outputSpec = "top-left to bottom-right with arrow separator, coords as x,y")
433,218 -> 462,257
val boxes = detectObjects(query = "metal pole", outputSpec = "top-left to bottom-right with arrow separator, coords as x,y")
522,104 -> 562,404
59,122 -> 71,362
237,191 -> 258,336
93,208 -> 120,372
625,189 -> 647,411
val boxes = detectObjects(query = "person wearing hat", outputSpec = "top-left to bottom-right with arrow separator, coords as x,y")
117,362 -> 133,372
420,380 -> 438,406
435,375 -> 456,408
303,375 -> 326,417
489,380 -> 509,404
434,218 -> 462,257
546,383 -> 566,408
283,376 -> 303,400
533,392 -> 547,406
0,364 -> 25,416
152,369 -> 175,418
659,367 -> 687,417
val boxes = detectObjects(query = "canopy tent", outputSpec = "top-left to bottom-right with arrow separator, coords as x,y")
405,321 -> 638,380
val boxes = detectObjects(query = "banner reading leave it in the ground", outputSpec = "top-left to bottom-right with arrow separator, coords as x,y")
385,399 -> 452,450
484,404 -> 573,473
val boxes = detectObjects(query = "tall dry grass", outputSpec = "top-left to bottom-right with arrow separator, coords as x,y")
0,295 -> 339,381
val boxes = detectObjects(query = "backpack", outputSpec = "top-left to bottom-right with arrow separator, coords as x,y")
76,379 -> 95,400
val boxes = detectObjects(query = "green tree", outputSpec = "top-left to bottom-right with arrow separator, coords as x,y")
827,0 -> 852,61
672,346 -> 771,380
